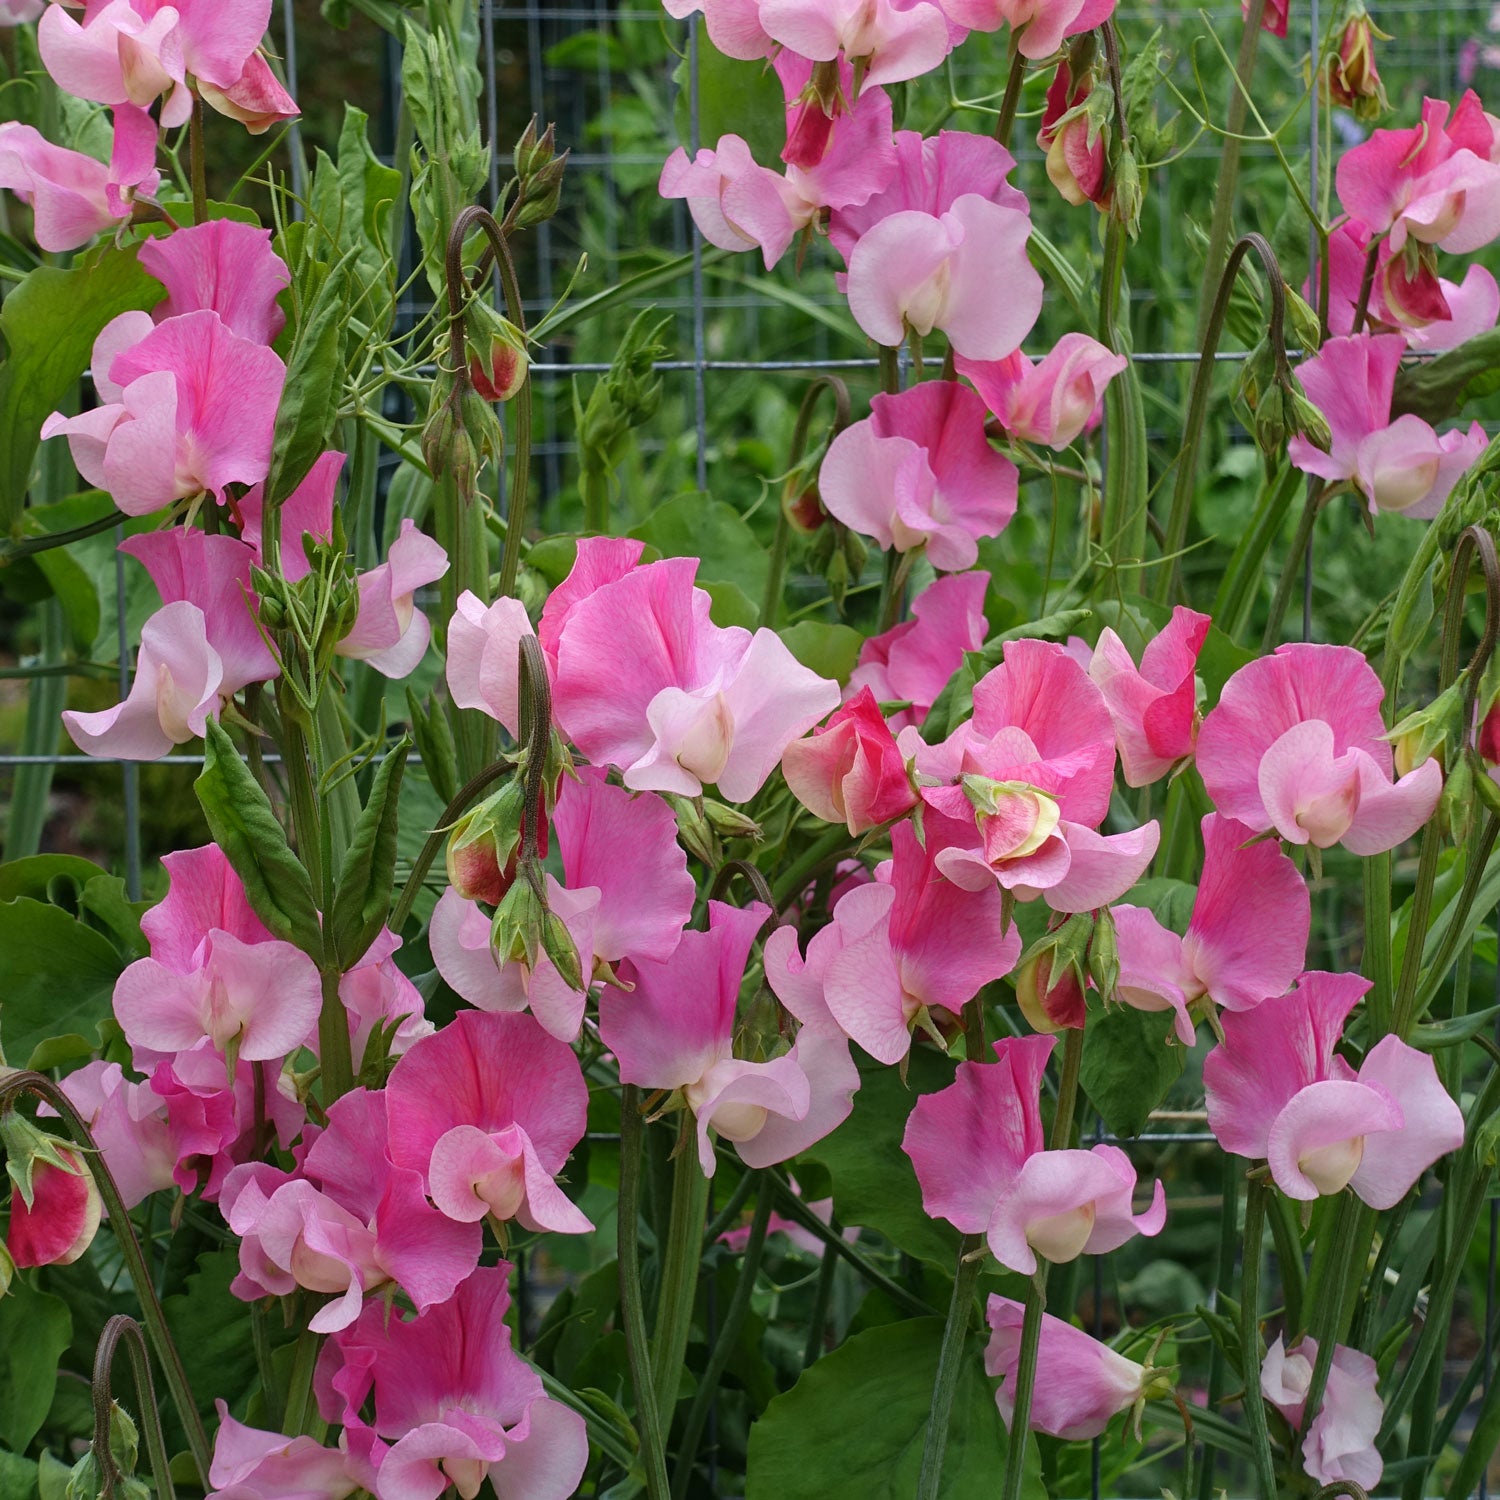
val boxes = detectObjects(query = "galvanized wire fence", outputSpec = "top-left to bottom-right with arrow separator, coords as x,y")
2,0 -> 1500,1491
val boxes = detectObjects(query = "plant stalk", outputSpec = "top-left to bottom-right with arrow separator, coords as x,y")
1239,1176 -> 1281,1500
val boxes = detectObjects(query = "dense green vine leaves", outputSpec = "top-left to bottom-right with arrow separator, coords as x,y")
0,1281 -> 71,1454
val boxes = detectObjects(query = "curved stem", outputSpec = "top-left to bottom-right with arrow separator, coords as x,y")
93,1316 -> 176,1500
1238,1177 -> 1281,1500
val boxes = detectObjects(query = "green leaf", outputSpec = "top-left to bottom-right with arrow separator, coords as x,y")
1410,1005 -> 1500,1052
330,736 -> 411,969
0,897 -> 123,1067
1080,1002 -> 1185,1138
0,1280 -> 71,1452
0,1449 -> 41,1500
1393,326 -> 1500,424
745,1318 -> 1042,1500
806,1048 -> 961,1267
672,42 -> 785,167
703,579 -> 760,630
0,247 -> 162,531
779,622 -> 864,685
161,1250 -> 264,1426
195,721 -> 322,956
0,855 -> 114,905
628,493 -> 769,604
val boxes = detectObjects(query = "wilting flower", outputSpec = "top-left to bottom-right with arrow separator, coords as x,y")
1204,970 -> 1464,1206
904,1034 -> 1165,1272
1037,61 -> 1110,207
1262,1336 -> 1384,1489
1196,642 -> 1444,853
335,520 -> 449,679
1327,11 -> 1388,118
958,333 -> 1125,449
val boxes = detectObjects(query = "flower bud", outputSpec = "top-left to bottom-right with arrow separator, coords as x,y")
490,864 -> 549,973
2,1112 -> 101,1269
1284,377 -> 1334,453
1389,682 -> 1464,777
1109,148 -> 1143,239
1283,287 -> 1324,358
1328,11 -> 1389,121
666,794 -> 720,866
464,300 -> 529,404
446,780 -> 528,905
1438,749 -> 1473,839
784,479 -> 828,534
422,362 -> 481,493
702,799 -> 764,841
0,1238 -> 13,1300
1015,949 -> 1087,1034
513,116 -> 557,179
541,909 -> 584,992
515,152 -> 568,229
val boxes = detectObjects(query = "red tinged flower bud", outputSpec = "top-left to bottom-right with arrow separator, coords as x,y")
1328,12 -> 1389,121
3,1110 -> 102,1269
445,780 -> 540,907
1038,63 -> 1111,210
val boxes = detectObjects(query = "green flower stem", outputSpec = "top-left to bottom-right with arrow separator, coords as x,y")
671,1174 -> 773,1500
1211,460 -> 1301,642
993,45 -> 1026,148
1050,1027 -> 1084,1149
915,1240 -> 985,1500
877,545 -> 915,632
283,1323 -> 323,1437
314,691 -> 359,872
1267,1189 -> 1306,1335
1410,810 -> 1500,1021
1000,1269 -> 1048,1500
1238,1177 -> 1280,1500
802,1220 -> 841,1366
1195,1158 -> 1243,1500
619,1088 -> 672,1500
1298,1194 -> 1371,1453
94,1316 -> 176,1500
1361,852 -> 1396,1038
652,1133 -> 710,1419
189,97 -> 208,224
491,232 -> 534,603
1261,479 -> 1326,652
1096,219 -> 1148,597
771,822 -> 856,910
316,965 -> 356,1104
0,1072 -> 211,1485
279,710 -> 324,897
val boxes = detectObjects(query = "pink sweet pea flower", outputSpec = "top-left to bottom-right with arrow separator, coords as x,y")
845,194 -> 1042,359
315,1265 -> 589,1500
335,520 -> 449,679
600,901 -> 860,1175
1242,0 -> 1289,34
385,1010 -> 592,1235
552,555 -> 841,800
754,0 -> 954,87
141,843 -> 273,971
1112,812 -> 1310,1042
239,451 -> 343,584
140,219 -> 290,343
935,0 -> 1113,57
1086,606 -> 1210,787
1336,90 -> 1500,254
446,592 -> 535,736
339,929 -> 434,1071
0,103 -> 159,251
1196,642 -> 1444,854
198,51 -> 300,135
1037,61 -> 1110,208
1204,970 -> 1464,1206
221,1089 -> 480,1333
1262,1336 -> 1384,1490
661,0 -> 774,59
5,1146 -> 102,1268
957,333 -> 1126,450
207,1404 -> 368,1500
985,1296 -> 1157,1439
846,570 -> 988,732
0,0 -> 44,22
819,381 -> 1018,570
766,820 -> 1020,1063
43,308 -> 285,516
904,1034 -> 1165,1272
1286,333 -> 1486,519
782,687 -> 918,833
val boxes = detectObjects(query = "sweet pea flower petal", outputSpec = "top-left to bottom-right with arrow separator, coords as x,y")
1348,1035 -> 1466,1208
207,1404 -> 365,1500
199,51 -> 300,135
337,519 -> 449,678
239,451 -> 343,585
7,1149 -> 102,1268
782,686 -> 917,833
1262,1338 -> 1384,1490
729,1031 -> 861,1171
139,219 -> 290,342
958,333 -> 1126,449
1111,905 -> 1197,1044
445,590 -> 536,736
142,842 -> 273,972
755,0 -> 954,86
659,134 -> 805,268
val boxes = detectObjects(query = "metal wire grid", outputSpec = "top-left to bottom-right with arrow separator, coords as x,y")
0,0 -> 1497,1492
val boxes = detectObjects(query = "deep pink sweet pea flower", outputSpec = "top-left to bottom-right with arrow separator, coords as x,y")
755,0 -> 954,87
846,570 -> 988,732
600,901 -> 859,1174
553,555 -> 841,800
829,128 -> 1025,262
935,0 -> 1112,57
0,103 -> 159,251
140,220 -> 290,343
1286,333 -> 1486,519
781,686 -> 917,833
385,1010 -> 591,1235
957,333 -> 1126,450
5,1146 -> 102,1268
335,520 -> 449,679
1241,0 -> 1288,34
1113,812 -> 1310,1042
1204,970 -> 1464,1206
845,194 -> 1042,358
207,1404 -> 368,1500
1197,642 -> 1443,853
1086,606 -> 1210,787
113,927 -> 321,1065
1336,91 -> 1500,254
222,1089 -> 480,1333
819,382 -> 1018,570
199,51 -> 300,135
43,309 -> 285,516
315,1265 -> 589,1500
141,843 -> 273,971
239,451 -> 343,584
766,821 -> 1019,1063
985,1296 -> 1154,1439
1262,1337 -> 1384,1490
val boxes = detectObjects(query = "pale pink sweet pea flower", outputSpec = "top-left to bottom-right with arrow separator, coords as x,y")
199,50 -> 299,135
553,555 -> 841,801
221,1089 -> 480,1334
140,843 -> 273,970
985,1296 -> 1157,1439
446,592 -> 535,736
600,901 -> 860,1176
755,0 -> 954,87
957,333 -> 1126,450
660,0 -> 773,59
339,929 -> 434,1071
1204,970 -> 1464,1206
1197,642 -> 1444,854
140,219 -> 290,343
1262,1336 -> 1384,1490
1112,812 -> 1311,1043
0,103 -> 159,251
0,0 -> 44,23
782,686 -> 918,833
845,194 -> 1042,359
1087,606 -> 1210,787
315,1265 -> 589,1500
1336,90 -> 1500,254
207,1404 -> 369,1500
846,570 -> 988,732
766,820 -> 1020,1064
335,519 -> 449,679
903,1034 -> 1165,1272
239,451 -> 343,584
1286,333 -> 1486,519
934,0 -> 1113,57
43,308 -> 285,516
820,382 -> 1018,570
385,1010 -> 592,1235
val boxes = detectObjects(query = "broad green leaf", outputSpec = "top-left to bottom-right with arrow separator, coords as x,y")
330,736 -> 411,969
1128,877 -> 1197,935
745,1318 -> 1042,1500
161,1250 -> 266,1426
672,42 -> 786,167
1,1449 -> 41,1500
195,722 -> 322,956
1393,326 -> 1500,424
805,1048 -> 961,1267
779,622 -> 863,685
0,897 -> 123,1067
1079,1001 -> 1185,1138
703,579 -> 759,630
0,247 -> 161,531
0,1280 -> 71,1452
628,493 -> 768,604
0,855 -> 113,905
